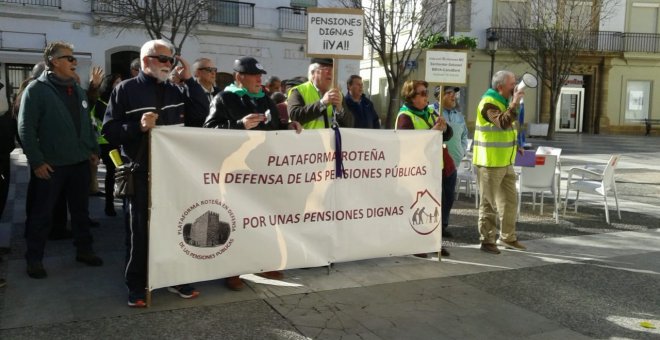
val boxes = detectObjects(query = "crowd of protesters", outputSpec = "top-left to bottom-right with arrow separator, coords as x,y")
1,38 -> 527,305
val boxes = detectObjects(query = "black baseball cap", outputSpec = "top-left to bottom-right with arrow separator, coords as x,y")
435,86 -> 460,97
311,58 -> 333,66
233,56 -> 267,75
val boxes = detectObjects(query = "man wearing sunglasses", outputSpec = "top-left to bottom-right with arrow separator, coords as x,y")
192,57 -> 220,106
18,41 -> 103,280
102,39 -> 208,307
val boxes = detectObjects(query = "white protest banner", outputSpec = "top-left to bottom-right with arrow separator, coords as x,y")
425,50 -> 468,84
307,8 -> 364,59
148,127 -> 442,290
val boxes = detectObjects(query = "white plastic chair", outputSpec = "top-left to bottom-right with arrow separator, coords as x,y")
536,146 -> 563,198
563,154 -> 621,224
517,154 -> 560,223
455,159 -> 479,208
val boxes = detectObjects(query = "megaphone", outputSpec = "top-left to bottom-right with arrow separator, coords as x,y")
516,72 -> 538,92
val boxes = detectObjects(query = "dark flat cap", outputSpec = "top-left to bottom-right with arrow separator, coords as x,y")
311,58 -> 333,66
435,85 -> 460,97
233,56 -> 267,74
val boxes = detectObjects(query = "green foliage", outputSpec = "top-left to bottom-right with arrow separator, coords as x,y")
419,33 -> 477,49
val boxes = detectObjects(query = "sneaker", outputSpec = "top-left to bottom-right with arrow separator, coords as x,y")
167,284 -> 200,299
256,271 -> 284,280
497,239 -> 527,251
480,243 -> 501,255
440,248 -> 450,257
225,276 -> 244,291
76,253 -> 104,266
128,291 -> 147,308
27,262 -> 47,279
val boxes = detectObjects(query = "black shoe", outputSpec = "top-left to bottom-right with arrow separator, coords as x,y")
76,253 -> 104,266
440,248 -> 450,257
105,207 -> 117,217
89,219 -> 100,228
442,229 -> 453,238
27,262 -> 47,279
48,229 -> 73,240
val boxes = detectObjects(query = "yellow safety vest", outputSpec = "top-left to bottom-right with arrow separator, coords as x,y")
395,106 -> 436,131
472,92 -> 517,167
290,81 -> 333,129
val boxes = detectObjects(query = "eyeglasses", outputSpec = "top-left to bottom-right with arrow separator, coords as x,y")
416,90 -> 428,97
57,55 -> 77,63
317,66 -> 332,73
147,55 -> 175,64
199,67 -> 217,73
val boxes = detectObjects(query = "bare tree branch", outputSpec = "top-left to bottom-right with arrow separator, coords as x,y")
496,0 -> 618,139
336,0 -> 445,128
93,0 -> 209,54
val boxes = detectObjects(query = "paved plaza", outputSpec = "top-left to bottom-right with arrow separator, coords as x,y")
0,133 -> 658,339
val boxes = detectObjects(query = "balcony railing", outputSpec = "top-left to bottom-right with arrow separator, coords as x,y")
91,0 -> 145,14
278,7 -> 307,32
490,27 -> 660,54
0,0 -> 60,8
208,0 -> 254,28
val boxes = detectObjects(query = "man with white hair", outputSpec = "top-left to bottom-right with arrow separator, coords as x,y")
474,70 -> 525,255
287,58 -> 352,129
192,57 -> 219,105
102,39 -> 208,307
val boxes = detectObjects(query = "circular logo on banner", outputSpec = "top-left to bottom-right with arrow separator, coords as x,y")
177,199 -> 236,260
408,189 -> 441,235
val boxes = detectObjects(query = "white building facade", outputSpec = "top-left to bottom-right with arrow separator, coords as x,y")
0,0 -> 359,111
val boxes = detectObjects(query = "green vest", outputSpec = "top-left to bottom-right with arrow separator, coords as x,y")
291,81 -> 333,129
472,91 -> 517,167
395,105 -> 436,130
90,100 -> 108,145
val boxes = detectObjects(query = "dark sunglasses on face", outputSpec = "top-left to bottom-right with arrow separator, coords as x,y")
148,55 -> 175,64
200,67 -> 217,73
57,55 -> 77,63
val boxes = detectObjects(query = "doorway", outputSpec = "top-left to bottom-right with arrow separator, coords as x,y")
555,87 -> 584,133
110,50 -> 140,80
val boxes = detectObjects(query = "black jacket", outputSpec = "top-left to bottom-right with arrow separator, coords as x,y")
102,71 -> 207,170
203,91 -> 283,130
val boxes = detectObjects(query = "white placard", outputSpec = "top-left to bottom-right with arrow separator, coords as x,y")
148,127 -> 443,290
425,50 -> 468,84
307,8 -> 364,59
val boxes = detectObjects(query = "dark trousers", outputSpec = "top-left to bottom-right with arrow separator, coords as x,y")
25,161 -> 93,263
125,171 -> 148,293
26,170 -> 69,237
99,144 -> 116,211
0,154 -> 9,219
442,170 -> 457,230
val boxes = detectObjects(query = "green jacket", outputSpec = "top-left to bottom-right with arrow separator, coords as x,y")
18,72 -> 99,168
